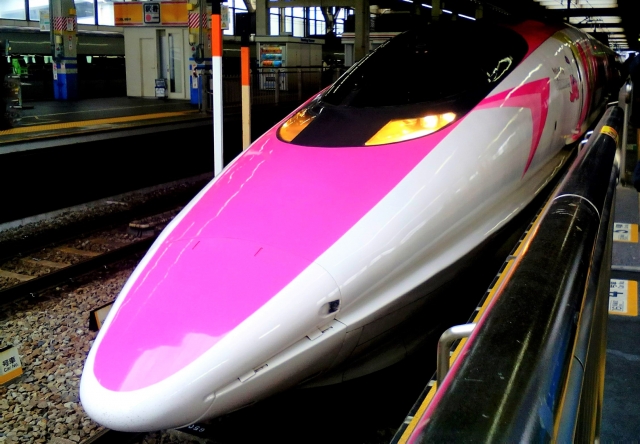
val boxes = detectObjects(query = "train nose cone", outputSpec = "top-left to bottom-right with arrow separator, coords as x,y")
81,236 -> 342,431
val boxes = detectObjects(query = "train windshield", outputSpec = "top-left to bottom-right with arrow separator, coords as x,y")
321,22 -> 528,108
279,22 -> 529,147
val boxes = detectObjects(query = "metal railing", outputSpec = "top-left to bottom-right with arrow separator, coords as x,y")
618,79 -> 633,184
219,66 -> 345,108
405,104 -> 623,443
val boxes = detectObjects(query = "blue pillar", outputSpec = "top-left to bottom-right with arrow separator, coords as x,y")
54,58 -> 78,100
189,58 -> 199,104
51,0 -> 78,100
189,59 -> 212,105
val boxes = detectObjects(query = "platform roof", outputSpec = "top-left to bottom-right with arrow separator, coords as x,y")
365,0 -> 636,50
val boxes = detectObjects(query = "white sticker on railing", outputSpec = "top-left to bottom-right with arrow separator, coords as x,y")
613,223 -> 638,242
609,279 -> 638,316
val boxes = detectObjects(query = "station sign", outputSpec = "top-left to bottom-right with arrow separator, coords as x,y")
114,1 -> 188,27
144,2 -> 161,24
89,302 -> 114,331
0,346 -> 23,385
39,9 -> 50,31
221,4 -> 230,30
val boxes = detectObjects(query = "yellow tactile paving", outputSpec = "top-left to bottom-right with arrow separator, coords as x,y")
0,110 -> 199,136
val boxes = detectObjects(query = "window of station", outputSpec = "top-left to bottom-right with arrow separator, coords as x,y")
0,0 -> 27,20
269,8 -> 280,36
308,8 -> 326,36
27,0 -> 94,24
293,8 -> 305,37
335,9 -> 350,36
97,0 -> 115,26
280,8 -> 316,37
2,0 -> 115,26
76,0 -> 96,25
268,7 -> 346,38
223,0 -> 248,36
27,0 -> 49,22
3,1 -> 347,34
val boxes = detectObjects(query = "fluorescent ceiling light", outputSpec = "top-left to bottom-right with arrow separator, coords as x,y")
591,27 -> 624,32
535,0 -> 618,7
543,4 -> 617,7
569,16 -> 621,24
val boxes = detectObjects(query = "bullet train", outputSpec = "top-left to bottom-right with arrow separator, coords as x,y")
80,20 -> 618,431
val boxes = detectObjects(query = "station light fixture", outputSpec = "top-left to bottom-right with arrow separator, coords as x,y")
532,0 -> 628,49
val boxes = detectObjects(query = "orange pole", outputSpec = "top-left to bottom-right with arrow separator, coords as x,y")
241,47 -> 250,87
211,9 -> 223,175
211,13 -> 222,58
241,46 -> 251,150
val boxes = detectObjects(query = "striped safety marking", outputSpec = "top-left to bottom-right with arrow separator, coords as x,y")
397,203 -> 549,443
609,279 -> 638,316
53,17 -> 67,31
612,223 -> 638,242
0,110 -> 199,137
188,12 -> 209,30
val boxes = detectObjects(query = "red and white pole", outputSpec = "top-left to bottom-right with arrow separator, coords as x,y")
211,3 -> 224,176
241,46 -> 251,150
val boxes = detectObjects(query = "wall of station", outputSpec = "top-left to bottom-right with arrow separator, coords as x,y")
123,27 -> 192,99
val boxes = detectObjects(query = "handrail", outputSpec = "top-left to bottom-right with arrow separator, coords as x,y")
406,105 -> 623,442
436,323 -> 476,388
618,79 -> 633,184
255,65 -> 341,70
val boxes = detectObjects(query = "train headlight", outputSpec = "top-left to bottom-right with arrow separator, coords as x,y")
365,112 -> 456,146
278,109 -> 316,142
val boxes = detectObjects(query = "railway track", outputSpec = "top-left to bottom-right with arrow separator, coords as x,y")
79,427 -> 213,444
0,208 -> 181,305
81,429 -> 146,444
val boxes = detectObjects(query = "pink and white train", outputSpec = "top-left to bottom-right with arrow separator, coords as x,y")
80,20 -> 618,431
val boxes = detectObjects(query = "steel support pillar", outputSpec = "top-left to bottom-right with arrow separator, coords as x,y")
354,0 -> 369,62
256,0 -> 270,35
51,0 -> 78,100
432,0 -> 442,21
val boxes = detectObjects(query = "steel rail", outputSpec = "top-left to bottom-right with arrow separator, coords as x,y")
0,235 -> 156,305
80,428 -> 145,444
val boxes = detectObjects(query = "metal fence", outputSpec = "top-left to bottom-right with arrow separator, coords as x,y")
221,66 -> 345,108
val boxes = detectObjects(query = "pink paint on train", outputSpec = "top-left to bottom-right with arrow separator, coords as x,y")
507,21 -> 564,59
475,78 -> 551,175
93,121 -> 462,391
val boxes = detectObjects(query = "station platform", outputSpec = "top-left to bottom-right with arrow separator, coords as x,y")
0,96 -> 299,154
0,97 -> 207,152
601,184 -> 640,441
0,96 -> 300,224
